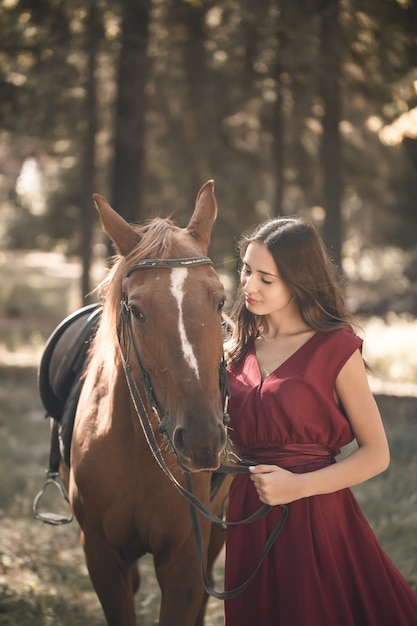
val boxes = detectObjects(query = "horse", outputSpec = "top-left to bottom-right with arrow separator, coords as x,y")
61,181 -> 232,625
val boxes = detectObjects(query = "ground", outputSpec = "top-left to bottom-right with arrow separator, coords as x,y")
0,250 -> 416,625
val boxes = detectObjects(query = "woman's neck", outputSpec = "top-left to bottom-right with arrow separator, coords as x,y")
259,313 -> 311,341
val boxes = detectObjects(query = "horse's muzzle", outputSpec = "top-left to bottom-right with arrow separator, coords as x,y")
172,422 -> 227,472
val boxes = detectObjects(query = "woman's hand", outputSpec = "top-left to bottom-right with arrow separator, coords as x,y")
249,464 -> 301,505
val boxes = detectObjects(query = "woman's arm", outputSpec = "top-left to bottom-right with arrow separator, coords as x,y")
249,349 -> 390,505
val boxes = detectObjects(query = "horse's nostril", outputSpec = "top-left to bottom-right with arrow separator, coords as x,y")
173,426 -> 187,456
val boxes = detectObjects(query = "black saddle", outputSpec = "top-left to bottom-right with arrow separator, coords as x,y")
38,303 -> 102,466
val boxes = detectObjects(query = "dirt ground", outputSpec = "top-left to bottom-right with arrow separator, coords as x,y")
0,251 -> 416,625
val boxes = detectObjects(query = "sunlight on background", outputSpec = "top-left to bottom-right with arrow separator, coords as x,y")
0,251 -> 105,367
362,314 -> 417,394
16,157 -> 46,216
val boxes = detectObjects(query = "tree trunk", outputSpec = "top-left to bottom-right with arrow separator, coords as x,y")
319,0 -> 343,270
112,0 -> 151,224
271,0 -> 287,215
181,2 -> 208,202
80,0 -> 99,304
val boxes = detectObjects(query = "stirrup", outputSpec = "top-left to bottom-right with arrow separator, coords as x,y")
32,471 -> 73,525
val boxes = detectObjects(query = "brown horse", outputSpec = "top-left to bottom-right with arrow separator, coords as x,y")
66,181 -> 231,626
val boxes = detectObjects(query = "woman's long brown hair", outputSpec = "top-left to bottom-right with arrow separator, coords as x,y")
227,217 -> 356,366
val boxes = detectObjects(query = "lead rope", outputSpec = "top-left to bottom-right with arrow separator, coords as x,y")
186,473 -> 288,600
118,301 -> 289,600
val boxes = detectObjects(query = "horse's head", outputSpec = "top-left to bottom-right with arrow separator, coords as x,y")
93,181 -> 228,472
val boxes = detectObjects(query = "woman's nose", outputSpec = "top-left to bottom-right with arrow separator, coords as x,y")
243,274 -> 256,292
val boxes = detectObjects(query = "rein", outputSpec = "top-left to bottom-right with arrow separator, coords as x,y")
118,256 -> 288,600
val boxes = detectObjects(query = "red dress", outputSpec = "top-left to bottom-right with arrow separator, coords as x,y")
225,329 -> 417,626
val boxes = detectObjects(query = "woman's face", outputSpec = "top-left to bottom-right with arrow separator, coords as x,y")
240,242 -> 293,316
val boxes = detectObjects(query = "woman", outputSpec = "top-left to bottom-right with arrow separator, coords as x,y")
224,217 -> 417,625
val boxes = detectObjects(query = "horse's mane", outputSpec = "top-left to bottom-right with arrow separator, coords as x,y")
89,217 -> 197,376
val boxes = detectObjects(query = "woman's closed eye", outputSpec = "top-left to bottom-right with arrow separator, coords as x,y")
241,266 -> 273,285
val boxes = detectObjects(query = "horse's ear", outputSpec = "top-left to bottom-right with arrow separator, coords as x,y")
186,180 -> 218,253
93,194 -> 140,256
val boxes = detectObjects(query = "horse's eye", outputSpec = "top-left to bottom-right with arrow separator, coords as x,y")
218,298 -> 226,313
131,305 -> 146,322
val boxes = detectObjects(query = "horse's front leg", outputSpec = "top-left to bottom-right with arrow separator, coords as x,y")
81,526 -> 139,626
154,518 -> 212,626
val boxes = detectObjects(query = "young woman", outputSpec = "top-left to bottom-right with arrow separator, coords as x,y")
224,217 -> 417,625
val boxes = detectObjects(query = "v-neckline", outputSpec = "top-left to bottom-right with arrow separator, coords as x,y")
254,331 -> 320,381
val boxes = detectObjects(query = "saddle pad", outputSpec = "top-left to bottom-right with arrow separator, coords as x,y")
38,303 -> 102,421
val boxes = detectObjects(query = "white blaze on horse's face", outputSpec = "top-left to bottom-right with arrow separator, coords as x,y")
169,268 -> 200,380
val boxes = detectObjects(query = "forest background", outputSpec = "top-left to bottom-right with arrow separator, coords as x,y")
0,1 -> 417,624
1,0 -> 417,299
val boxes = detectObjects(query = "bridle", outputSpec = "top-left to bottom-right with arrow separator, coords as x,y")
120,256 -> 231,431
118,255 -> 288,600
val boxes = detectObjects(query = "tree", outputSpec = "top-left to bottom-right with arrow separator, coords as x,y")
111,0 -> 151,224
319,0 -> 342,268
79,0 -> 101,302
